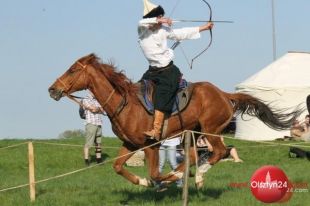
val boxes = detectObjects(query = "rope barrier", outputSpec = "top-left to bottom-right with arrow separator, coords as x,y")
33,141 -> 120,149
0,131 -> 184,193
1,130 -> 309,193
0,142 -> 28,150
203,131 -> 310,148
0,183 -> 30,192
34,135 -> 310,150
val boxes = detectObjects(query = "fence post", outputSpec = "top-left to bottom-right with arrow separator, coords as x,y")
182,131 -> 191,206
28,142 -> 35,202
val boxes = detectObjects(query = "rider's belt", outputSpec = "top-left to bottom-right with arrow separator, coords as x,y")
148,61 -> 173,73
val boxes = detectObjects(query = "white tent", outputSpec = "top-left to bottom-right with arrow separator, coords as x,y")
235,52 -> 310,141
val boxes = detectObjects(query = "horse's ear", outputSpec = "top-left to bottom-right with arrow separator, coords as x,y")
88,53 -> 96,59
85,53 -> 98,63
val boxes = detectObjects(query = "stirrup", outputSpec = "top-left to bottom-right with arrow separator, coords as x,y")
144,130 -> 161,141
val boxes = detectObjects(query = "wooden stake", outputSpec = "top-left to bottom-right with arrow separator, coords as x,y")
28,142 -> 35,202
182,131 -> 191,206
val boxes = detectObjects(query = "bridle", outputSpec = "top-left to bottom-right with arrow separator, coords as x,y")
56,61 -> 88,95
56,61 -> 116,110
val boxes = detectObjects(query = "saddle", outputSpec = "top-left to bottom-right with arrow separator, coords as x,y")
136,79 -> 194,116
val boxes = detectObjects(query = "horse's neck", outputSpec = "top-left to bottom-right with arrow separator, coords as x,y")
88,68 -> 139,119
88,74 -> 121,115
88,71 -> 139,141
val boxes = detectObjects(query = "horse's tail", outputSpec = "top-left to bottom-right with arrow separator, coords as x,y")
225,92 -> 304,130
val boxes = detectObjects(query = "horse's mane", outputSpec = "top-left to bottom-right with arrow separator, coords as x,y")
82,54 -> 139,98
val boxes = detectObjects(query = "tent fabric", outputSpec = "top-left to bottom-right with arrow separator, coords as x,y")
235,52 -> 310,141
238,52 -> 310,89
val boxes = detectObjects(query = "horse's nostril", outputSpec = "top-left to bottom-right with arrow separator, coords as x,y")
48,87 -> 54,93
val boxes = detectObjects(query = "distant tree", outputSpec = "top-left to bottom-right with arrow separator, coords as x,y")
58,129 -> 85,139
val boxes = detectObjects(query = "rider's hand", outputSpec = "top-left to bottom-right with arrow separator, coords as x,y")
199,22 -> 214,32
157,17 -> 172,26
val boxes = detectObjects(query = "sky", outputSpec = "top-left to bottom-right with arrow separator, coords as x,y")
1,0 -> 310,139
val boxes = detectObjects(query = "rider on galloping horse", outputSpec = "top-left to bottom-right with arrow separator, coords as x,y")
138,0 -> 213,141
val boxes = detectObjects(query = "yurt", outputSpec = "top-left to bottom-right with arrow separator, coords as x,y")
235,52 -> 310,141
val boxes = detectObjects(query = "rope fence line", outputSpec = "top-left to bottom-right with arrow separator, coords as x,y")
35,139 -> 310,150
0,131 -> 184,193
0,142 -> 28,150
260,141 -> 310,148
33,141 -> 120,149
33,141 -> 196,151
187,130 -> 310,148
34,135 -> 310,150
0,183 -> 30,193
1,130 -> 309,193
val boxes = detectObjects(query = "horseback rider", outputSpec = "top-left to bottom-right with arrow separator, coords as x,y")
138,0 -> 213,141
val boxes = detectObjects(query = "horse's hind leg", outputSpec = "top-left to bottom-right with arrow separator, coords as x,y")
205,134 -> 227,164
195,126 -> 230,189
113,144 -> 152,187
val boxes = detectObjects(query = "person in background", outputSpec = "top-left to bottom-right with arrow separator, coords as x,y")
301,115 -> 310,132
159,137 -> 183,188
138,0 -> 213,141
82,91 -> 104,166
197,136 -> 243,163
300,114 -> 310,142
290,119 -> 304,140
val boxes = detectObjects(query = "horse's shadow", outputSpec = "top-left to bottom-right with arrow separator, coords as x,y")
116,186 -> 226,205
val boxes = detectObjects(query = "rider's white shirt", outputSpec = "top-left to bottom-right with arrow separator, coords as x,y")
138,17 -> 201,68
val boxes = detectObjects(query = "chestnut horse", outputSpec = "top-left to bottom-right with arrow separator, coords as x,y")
49,54 -> 301,188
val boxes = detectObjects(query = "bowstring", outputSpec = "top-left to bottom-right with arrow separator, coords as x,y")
190,0 -> 213,69
168,0 -> 192,69
169,0 -> 213,70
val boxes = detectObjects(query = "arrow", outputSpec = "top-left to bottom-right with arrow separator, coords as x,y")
172,19 -> 233,23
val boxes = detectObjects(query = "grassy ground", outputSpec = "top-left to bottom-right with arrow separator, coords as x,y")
0,136 -> 309,206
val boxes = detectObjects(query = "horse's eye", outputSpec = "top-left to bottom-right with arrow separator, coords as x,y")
67,68 -> 75,74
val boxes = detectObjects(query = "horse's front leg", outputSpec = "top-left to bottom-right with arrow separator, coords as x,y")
143,146 -> 161,182
113,144 -> 152,187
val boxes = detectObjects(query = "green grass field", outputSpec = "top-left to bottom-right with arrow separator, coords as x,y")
0,136 -> 309,206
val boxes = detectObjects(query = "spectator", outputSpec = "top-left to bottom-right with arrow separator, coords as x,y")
307,95 -> 310,114
197,136 -> 243,163
176,144 -> 184,164
159,137 -> 183,188
301,115 -> 310,142
81,91 -> 104,166
300,115 -> 310,132
290,119 -> 304,140
289,147 -> 310,160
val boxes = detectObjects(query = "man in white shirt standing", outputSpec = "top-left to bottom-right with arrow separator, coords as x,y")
138,0 -> 214,141
82,91 -> 104,166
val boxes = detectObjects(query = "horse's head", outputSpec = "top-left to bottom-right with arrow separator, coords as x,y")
48,54 -> 96,101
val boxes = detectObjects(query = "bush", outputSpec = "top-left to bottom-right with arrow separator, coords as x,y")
58,129 -> 85,139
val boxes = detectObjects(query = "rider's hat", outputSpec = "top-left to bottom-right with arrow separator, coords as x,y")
143,0 -> 165,19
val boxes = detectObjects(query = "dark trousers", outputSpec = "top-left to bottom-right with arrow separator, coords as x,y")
142,62 -> 181,113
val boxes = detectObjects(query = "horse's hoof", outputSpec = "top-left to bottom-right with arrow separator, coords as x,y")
156,182 -> 168,192
138,178 -> 153,187
149,180 -> 157,188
